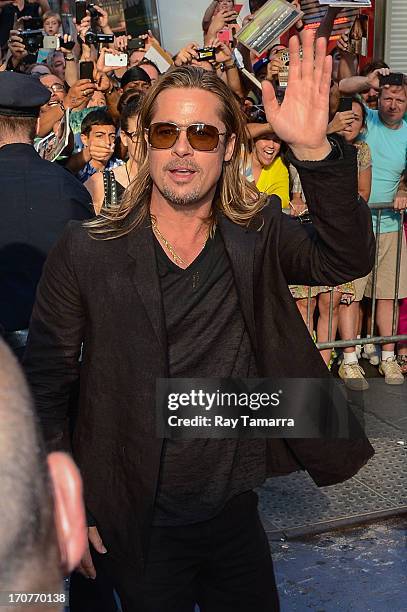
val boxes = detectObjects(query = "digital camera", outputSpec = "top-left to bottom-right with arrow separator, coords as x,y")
20,30 -> 43,54
196,47 -> 216,62
84,31 -> 114,45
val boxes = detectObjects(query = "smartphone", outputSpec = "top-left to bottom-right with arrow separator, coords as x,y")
379,73 -> 404,87
218,29 -> 232,44
75,0 -> 87,25
338,97 -> 353,113
127,37 -> 145,51
196,47 -> 216,62
104,52 -> 128,68
79,60 -> 94,81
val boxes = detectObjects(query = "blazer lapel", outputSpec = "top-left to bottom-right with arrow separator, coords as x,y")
127,223 -> 167,354
218,215 -> 257,352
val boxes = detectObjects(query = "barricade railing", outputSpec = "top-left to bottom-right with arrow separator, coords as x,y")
306,203 -> 407,351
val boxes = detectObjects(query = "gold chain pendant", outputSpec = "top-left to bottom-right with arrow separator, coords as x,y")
151,218 -> 209,267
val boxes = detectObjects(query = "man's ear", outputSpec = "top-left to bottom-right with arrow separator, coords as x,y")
47,452 -> 87,573
224,133 -> 236,163
80,133 -> 89,147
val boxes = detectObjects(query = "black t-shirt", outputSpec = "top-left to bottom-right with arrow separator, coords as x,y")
0,2 -> 40,48
153,228 -> 266,526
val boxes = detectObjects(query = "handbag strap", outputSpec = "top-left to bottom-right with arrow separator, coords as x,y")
102,169 -> 118,208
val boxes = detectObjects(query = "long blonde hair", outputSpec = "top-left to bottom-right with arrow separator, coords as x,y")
87,66 -> 267,240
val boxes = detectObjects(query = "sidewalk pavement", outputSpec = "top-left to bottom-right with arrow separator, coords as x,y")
258,360 -> 406,611
270,517 -> 406,612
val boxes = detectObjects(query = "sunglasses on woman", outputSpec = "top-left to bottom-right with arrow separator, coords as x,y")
146,122 -> 227,152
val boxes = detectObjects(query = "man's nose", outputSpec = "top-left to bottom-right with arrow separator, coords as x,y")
171,130 -> 193,157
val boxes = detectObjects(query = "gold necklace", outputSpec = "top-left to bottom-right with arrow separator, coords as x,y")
151,218 -> 209,267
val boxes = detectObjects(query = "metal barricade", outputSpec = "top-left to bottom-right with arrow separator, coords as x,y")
307,203 -> 407,351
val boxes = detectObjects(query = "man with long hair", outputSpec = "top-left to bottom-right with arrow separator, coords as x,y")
24,32 -> 374,611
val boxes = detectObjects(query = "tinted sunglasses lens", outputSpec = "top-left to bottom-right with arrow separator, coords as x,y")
187,124 -> 219,151
149,123 -> 179,148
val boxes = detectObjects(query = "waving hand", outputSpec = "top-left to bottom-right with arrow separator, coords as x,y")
262,30 -> 332,161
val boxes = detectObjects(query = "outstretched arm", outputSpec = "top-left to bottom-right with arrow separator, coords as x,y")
339,67 -> 390,95
261,30 -> 374,284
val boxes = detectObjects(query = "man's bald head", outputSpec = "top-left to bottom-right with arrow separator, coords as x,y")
0,341 -> 87,607
0,340 -> 59,592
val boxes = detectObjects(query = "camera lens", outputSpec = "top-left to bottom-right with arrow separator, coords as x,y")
85,31 -> 96,45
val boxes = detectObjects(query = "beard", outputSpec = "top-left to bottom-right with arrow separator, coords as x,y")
158,159 -> 204,208
159,184 -> 202,208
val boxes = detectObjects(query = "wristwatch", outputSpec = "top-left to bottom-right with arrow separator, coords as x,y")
65,54 -> 75,61
219,60 -> 236,72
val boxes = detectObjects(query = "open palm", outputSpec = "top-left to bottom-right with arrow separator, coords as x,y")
262,31 -> 332,159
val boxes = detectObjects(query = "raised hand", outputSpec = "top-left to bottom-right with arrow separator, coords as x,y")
64,79 -> 97,110
262,30 -> 332,160
327,110 -> 355,135
367,67 -> 391,91
7,29 -> 27,66
114,34 -> 131,52
92,4 -> 110,31
174,43 -> 199,67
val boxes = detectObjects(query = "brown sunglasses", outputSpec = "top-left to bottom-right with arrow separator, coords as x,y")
146,122 -> 227,151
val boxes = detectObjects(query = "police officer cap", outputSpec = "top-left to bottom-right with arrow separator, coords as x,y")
0,72 -> 51,118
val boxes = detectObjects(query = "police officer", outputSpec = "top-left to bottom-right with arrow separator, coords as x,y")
0,72 -> 93,358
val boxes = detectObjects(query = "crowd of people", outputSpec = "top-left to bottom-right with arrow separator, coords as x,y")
0,0 -> 405,610
1,0 -> 406,386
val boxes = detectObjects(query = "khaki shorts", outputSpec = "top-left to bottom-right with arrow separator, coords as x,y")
353,230 -> 407,301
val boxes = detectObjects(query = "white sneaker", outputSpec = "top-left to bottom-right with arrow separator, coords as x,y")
339,361 -> 369,391
362,343 -> 380,366
356,344 -> 362,360
379,358 -> 405,385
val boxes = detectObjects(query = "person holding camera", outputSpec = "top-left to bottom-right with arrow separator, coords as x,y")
202,0 -> 239,35
0,0 -> 49,58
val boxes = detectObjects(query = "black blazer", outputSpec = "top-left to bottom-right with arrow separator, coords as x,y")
0,143 -> 92,332
24,141 -> 375,569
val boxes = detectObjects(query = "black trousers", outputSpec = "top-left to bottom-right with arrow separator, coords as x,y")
94,490 -> 280,612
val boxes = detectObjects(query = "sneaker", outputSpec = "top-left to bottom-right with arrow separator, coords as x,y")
339,361 -> 369,391
397,355 -> 407,375
362,343 -> 380,366
356,344 -> 362,360
379,358 -> 405,385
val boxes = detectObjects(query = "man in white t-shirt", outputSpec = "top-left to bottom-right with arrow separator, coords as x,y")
340,69 -> 407,384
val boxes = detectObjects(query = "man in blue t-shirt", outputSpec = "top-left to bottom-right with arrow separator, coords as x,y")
339,68 -> 407,384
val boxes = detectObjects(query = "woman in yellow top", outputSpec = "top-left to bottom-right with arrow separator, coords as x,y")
246,126 -> 290,208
